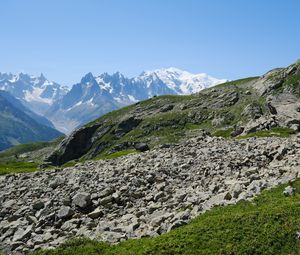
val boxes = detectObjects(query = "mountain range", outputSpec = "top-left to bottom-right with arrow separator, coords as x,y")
0,68 -> 226,134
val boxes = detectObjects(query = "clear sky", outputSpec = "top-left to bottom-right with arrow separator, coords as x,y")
1,0 -> 300,85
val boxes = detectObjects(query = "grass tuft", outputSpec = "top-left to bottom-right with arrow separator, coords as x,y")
95,149 -> 139,160
238,127 -> 295,139
213,128 -> 234,138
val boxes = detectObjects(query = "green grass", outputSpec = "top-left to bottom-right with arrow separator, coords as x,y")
31,179 -> 300,255
213,77 -> 259,89
0,162 -> 38,175
238,127 -> 296,139
95,149 -> 139,160
213,128 -> 234,138
0,137 -> 64,164
0,141 -> 51,159
61,161 -> 78,168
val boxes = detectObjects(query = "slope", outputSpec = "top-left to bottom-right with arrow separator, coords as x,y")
31,179 -> 300,255
46,60 -> 300,166
0,90 -> 55,128
0,93 -> 63,150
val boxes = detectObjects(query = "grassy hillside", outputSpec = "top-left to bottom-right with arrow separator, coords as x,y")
48,76 -> 270,165
32,179 -> 300,255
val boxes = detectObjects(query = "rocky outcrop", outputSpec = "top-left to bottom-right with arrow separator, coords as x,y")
113,116 -> 142,138
253,60 -> 300,96
1,132 -> 299,254
46,116 -> 143,166
45,124 -> 102,166
242,116 -> 279,134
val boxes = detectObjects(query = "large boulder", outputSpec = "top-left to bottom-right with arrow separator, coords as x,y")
57,206 -> 74,219
242,116 -> 279,135
134,143 -> 150,152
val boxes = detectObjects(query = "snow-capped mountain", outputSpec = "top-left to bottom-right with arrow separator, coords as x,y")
0,68 -> 226,134
140,67 -> 227,95
0,72 -> 69,116
45,73 -> 120,133
46,68 -> 226,133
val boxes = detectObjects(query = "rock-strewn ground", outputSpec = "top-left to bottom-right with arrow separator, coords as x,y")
1,133 -> 300,254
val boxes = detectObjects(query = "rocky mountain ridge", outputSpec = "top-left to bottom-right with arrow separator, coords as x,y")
0,72 -> 68,117
44,60 -> 300,166
46,69 -> 225,133
0,132 -> 299,254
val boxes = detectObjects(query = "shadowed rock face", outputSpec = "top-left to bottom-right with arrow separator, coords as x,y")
46,116 -> 142,166
45,124 -> 102,165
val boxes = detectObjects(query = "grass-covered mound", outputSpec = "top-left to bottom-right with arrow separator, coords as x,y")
31,179 -> 300,255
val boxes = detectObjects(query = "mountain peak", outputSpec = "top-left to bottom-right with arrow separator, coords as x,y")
138,67 -> 226,95
112,71 -> 124,78
157,67 -> 185,74
39,73 -> 46,82
81,72 -> 95,83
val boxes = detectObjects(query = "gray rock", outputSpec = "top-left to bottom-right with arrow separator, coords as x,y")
32,201 -> 45,210
26,215 -> 38,224
154,191 -> 164,202
1,130 -> 300,252
72,192 -> 92,208
12,225 -> 33,242
57,206 -> 74,219
168,220 -> 187,231
101,231 -> 126,243
98,188 -> 114,198
3,199 -> 15,209
88,208 -> 103,219
11,241 -> 24,251
61,219 -> 80,231
160,104 -> 174,113
134,143 -> 150,152
230,183 -> 243,199
49,178 -> 64,189
283,186 -> 295,197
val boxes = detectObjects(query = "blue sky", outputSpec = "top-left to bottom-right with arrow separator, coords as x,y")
0,0 -> 300,85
